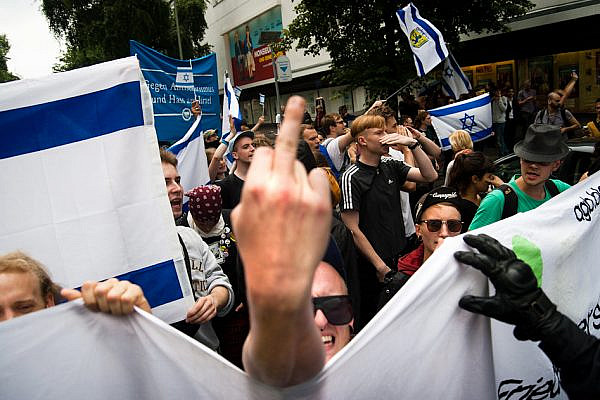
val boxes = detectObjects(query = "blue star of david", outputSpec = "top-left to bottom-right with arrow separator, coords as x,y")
444,66 -> 453,78
183,73 -> 190,82
460,113 -> 477,131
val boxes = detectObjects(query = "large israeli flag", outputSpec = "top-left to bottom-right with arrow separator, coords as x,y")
168,112 -> 210,204
396,3 -> 449,77
441,53 -> 472,100
0,57 -> 194,323
428,93 -> 493,150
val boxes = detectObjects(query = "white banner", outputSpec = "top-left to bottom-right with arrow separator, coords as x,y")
2,160 -> 599,398
0,57 -> 194,323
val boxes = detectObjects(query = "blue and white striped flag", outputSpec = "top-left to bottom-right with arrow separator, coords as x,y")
168,112 -> 210,204
441,53 -> 472,100
0,57 -> 194,323
175,66 -> 194,88
396,3 -> 449,77
221,73 -> 242,138
428,93 -> 492,150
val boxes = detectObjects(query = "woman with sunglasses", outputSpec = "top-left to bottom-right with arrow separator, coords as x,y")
397,187 -> 464,277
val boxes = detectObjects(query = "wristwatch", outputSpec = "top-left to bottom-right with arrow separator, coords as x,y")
408,140 -> 421,150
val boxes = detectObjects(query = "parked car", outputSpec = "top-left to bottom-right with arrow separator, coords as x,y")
493,137 -> 600,185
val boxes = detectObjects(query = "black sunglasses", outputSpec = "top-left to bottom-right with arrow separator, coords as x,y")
420,219 -> 463,233
312,295 -> 353,325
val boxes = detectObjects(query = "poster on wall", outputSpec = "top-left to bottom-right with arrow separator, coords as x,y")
558,65 -> 579,98
227,6 -> 284,86
528,56 -> 553,96
496,63 -> 514,89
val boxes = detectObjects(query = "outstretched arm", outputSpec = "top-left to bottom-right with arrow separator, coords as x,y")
559,72 -> 578,107
208,117 -> 235,181
234,96 -> 331,387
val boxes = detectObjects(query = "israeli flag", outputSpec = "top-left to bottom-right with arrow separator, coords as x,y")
396,3 -> 449,77
0,57 -> 194,323
221,73 -> 242,138
168,112 -> 210,204
441,53 -> 472,100
428,93 -> 492,150
175,66 -> 194,88
259,93 -> 265,106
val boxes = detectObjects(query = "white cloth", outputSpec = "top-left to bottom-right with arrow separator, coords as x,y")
4,160 -> 600,399
388,149 -> 416,236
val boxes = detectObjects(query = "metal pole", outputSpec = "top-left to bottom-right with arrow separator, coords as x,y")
173,0 -> 184,59
272,54 -> 281,121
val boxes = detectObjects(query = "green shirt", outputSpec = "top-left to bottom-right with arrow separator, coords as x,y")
468,175 -> 571,230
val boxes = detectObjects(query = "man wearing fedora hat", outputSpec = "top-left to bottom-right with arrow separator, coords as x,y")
469,124 -> 571,230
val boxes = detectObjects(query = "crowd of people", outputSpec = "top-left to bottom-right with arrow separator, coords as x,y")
2,83 -> 600,396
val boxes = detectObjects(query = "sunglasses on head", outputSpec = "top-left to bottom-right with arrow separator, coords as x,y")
420,219 -> 463,233
312,295 -> 353,325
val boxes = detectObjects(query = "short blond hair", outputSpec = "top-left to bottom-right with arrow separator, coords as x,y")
449,130 -> 473,153
350,114 -> 385,139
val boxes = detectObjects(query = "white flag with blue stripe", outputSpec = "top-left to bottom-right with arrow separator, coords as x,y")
0,57 -> 194,323
441,53 -> 472,100
221,73 -> 242,138
175,66 -> 194,88
168,113 -> 210,204
428,93 -> 493,150
396,3 -> 449,77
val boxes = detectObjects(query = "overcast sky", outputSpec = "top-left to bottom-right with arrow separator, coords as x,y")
1,0 -> 63,79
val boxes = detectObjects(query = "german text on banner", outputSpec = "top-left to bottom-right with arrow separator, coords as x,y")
0,57 -> 194,323
3,172 -> 598,397
396,2 -> 449,77
130,40 -> 219,144
441,53 -> 472,100
428,93 -> 493,150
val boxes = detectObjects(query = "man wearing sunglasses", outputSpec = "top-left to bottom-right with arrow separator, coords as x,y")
398,187 -> 463,277
469,124 -> 571,230
312,261 -> 354,363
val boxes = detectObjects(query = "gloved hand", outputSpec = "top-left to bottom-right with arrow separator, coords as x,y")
454,234 -> 562,341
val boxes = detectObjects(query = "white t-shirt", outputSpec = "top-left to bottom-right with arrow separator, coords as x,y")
323,137 -> 345,171
388,148 -> 416,237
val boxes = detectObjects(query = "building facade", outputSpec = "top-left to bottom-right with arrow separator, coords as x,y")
204,0 -> 600,124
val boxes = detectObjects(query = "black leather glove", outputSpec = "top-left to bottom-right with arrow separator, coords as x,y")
454,234 -> 562,341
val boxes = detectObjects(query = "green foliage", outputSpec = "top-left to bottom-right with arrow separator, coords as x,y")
42,0 -> 210,71
0,34 -> 19,82
283,0 -> 534,100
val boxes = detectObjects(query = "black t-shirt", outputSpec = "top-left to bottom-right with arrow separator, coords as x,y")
456,197 -> 477,233
215,173 -> 244,209
340,158 -> 411,265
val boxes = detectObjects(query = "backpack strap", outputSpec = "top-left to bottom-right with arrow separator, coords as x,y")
500,184 -> 518,220
545,180 -> 559,197
177,233 -> 196,300
559,106 -> 568,126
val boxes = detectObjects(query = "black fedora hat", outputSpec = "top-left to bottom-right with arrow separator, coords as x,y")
513,124 -> 569,162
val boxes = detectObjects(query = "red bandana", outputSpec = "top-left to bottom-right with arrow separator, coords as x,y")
185,185 -> 222,224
